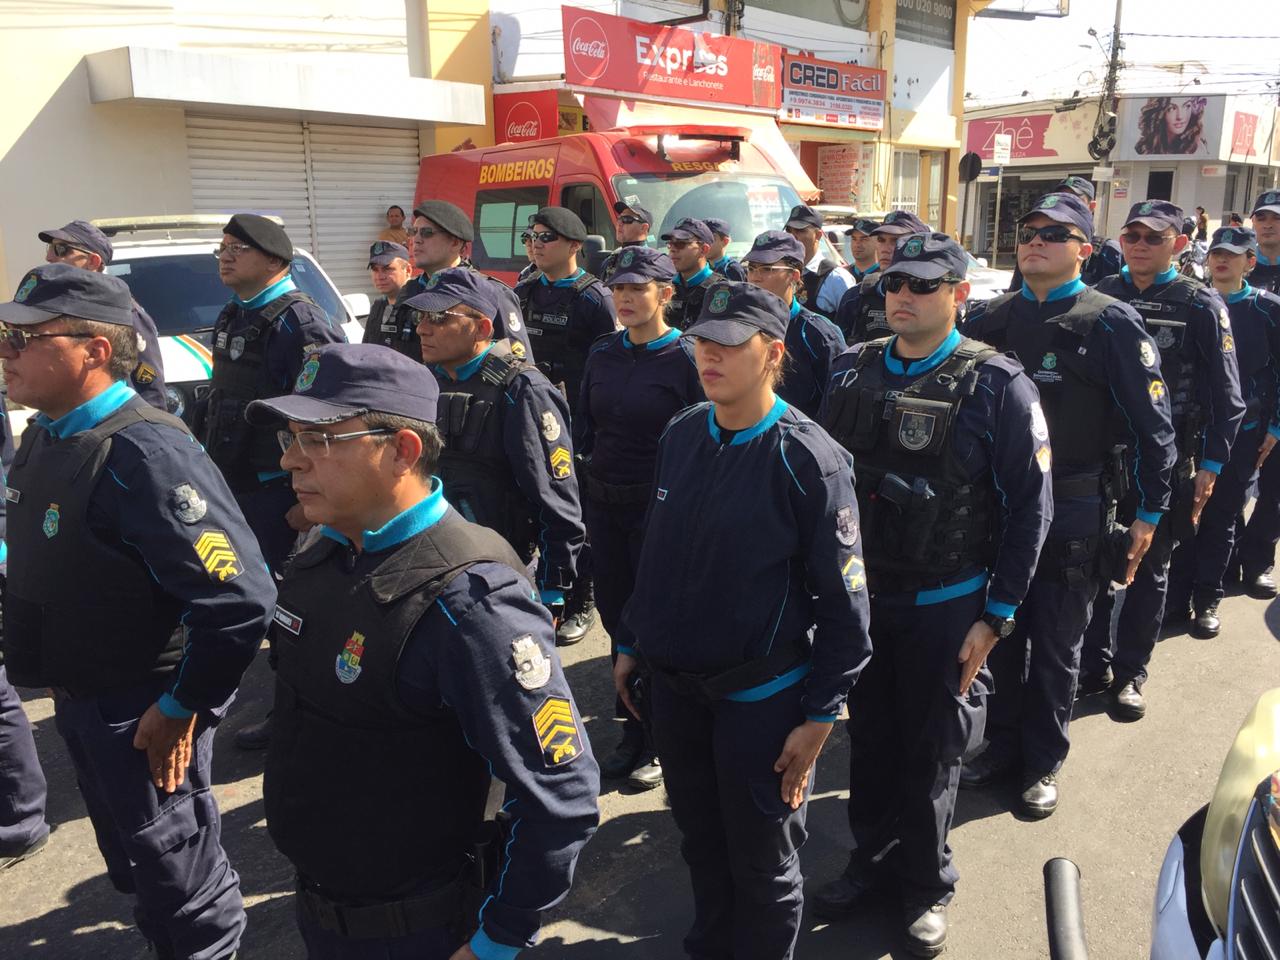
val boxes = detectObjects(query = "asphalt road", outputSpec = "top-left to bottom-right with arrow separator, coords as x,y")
3,585 -> 1279,960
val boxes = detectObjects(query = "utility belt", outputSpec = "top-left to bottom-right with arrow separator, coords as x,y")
865,567 -> 980,598
584,472 -> 651,507
651,644 -> 806,704
1034,535 -> 1101,588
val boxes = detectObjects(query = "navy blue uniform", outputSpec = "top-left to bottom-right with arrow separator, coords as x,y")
711,255 -> 747,282
834,275 -> 889,345
1006,237 -> 1123,291
964,280 -> 1175,776
130,300 -> 168,410
780,301 -> 845,419
622,399 -> 871,960
12,382 -> 275,958
1250,254 -> 1280,294
667,265 -> 724,331
849,262 -> 880,284
821,332 -> 1052,905
392,268 -> 534,360
1235,255 -> 1280,576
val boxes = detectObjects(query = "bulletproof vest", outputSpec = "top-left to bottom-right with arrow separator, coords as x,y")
517,272 -> 601,402
3,401 -> 187,691
799,259 -> 838,319
850,274 -> 889,344
263,513 -> 525,900
822,337 -> 998,586
1081,240 -> 1122,286
360,296 -> 396,346
436,340 -> 537,562
1095,274 -> 1199,435
666,268 -> 725,331
1250,262 -> 1280,294
977,289 -> 1115,474
204,291 -> 316,492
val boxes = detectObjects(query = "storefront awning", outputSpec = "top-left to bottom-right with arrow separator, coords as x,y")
583,96 -> 819,201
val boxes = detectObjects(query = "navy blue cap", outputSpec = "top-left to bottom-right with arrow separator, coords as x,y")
247,343 -> 439,426
606,246 -> 676,285
843,217 -> 881,237
530,206 -> 589,243
1123,200 -> 1184,233
703,217 -> 732,239
0,263 -> 134,327
872,210 -> 930,236
614,200 -> 655,225
1209,226 -> 1258,255
685,280 -> 789,345
662,218 -> 714,245
38,220 -> 113,264
743,230 -> 806,265
224,214 -> 294,263
1055,176 -> 1096,202
882,233 -> 969,281
401,267 -> 499,319
784,204 -> 823,230
1252,190 -> 1280,217
414,200 -> 474,242
368,240 -> 410,267
1018,192 -> 1094,239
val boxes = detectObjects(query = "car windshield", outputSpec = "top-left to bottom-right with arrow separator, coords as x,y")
611,171 -> 840,262
105,251 -> 347,337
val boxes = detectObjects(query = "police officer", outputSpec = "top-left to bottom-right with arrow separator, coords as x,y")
1248,189 -> 1280,293
379,200 -> 532,360
705,217 -> 748,281
517,228 -> 541,284
1181,227 -> 1280,635
1083,201 -> 1241,685
742,230 -> 845,419
663,217 -> 725,330
245,343 -> 599,959
39,219 -> 168,409
962,192 -> 1175,816
360,240 -> 413,346
814,233 -> 1052,956
844,216 -> 883,283
615,280 -> 872,960
598,201 -> 654,283
784,204 -> 856,321
834,211 -> 931,345
577,246 -> 703,791
0,263 -> 276,957
1004,178 -> 1123,292
411,268 -> 586,635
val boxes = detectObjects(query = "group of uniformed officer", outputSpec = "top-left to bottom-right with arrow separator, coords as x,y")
3,180 -> 1280,960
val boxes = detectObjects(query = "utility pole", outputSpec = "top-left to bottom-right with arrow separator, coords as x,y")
1090,0 -> 1124,233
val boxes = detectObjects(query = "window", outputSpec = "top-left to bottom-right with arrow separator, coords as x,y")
924,152 -> 945,227
892,150 -> 921,213
1147,170 -> 1174,202
472,187 -> 550,272
560,183 -> 618,249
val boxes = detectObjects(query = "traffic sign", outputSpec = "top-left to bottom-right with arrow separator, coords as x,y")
993,133 -> 1012,166
1091,166 -> 1115,181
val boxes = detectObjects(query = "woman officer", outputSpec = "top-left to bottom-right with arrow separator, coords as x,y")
576,246 -> 703,791
614,280 -> 872,960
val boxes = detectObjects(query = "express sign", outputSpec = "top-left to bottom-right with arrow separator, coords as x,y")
780,54 -> 885,131
561,5 -> 781,110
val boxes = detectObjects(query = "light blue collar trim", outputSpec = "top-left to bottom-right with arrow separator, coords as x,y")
707,395 -> 788,446
540,268 -> 586,288
437,343 -> 494,382
1121,264 -> 1178,286
712,256 -> 733,273
623,328 -> 680,351
853,262 -> 880,281
320,477 -> 449,552
1258,251 -> 1280,267
36,380 -> 136,439
237,273 -> 296,309
677,264 -> 713,288
884,327 -> 962,377
789,298 -> 802,319
1021,277 -> 1086,303
1227,283 -> 1253,304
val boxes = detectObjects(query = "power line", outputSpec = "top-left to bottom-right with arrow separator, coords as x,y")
1124,32 -> 1280,40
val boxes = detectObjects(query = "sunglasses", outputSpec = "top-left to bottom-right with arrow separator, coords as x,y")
414,309 -> 478,327
47,241 -> 90,259
520,232 -> 534,244
618,215 -> 647,225
1017,225 -> 1087,245
882,275 -> 961,295
412,227 -> 444,239
745,263 -> 794,275
277,428 -> 394,458
1,327 -> 94,351
1119,230 -> 1174,246
213,243 -> 255,260
666,239 -> 697,250
529,230 -> 561,244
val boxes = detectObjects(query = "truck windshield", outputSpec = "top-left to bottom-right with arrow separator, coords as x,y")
612,171 -> 832,262
105,252 -> 347,337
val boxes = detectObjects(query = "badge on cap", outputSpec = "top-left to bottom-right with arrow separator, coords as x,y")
169,483 -> 208,525
296,355 -> 320,392
1039,195 -> 1060,209
754,235 -> 769,247
903,236 -> 924,257
335,631 -> 365,684
620,248 -> 636,267
708,288 -> 731,314
512,636 -> 551,690
42,503 -> 60,539
15,276 -> 36,303
1139,201 -> 1156,215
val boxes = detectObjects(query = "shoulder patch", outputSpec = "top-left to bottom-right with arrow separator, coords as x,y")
532,696 -> 582,767
841,552 -> 866,592
549,445 -> 573,480
540,410 -> 562,442
1029,401 -> 1050,442
168,483 -> 208,525
193,529 -> 242,582
835,505 -> 858,546
512,635 -> 551,690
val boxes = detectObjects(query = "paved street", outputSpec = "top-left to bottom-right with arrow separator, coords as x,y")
3,584 -> 1278,960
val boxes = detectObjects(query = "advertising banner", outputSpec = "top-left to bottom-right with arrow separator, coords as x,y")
561,5 -> 781,109
493,91 -> 560,144
964,110 -> 1094,166
1113,95 -> 1224,161
817,143 -> 875,207
780,54 -> 885,131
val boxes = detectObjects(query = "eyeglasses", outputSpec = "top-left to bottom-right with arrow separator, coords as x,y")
47,241 -> 89,259
1016,225 -> 1087,245
745,263 -> 794,275
0,327 -> 94,351
520,232 -> 534,244
414,227 -> 448,239
212,243 -> 255,260
529,230 -> 561,244
276,428 -> 394,458
882,275 -> 961,295
618,215 -> 647,225
415,309 -> 478,327
1119,230 -> 1174,246
666,239 -> 697,250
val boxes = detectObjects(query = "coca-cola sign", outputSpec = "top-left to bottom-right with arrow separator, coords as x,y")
493,91 -> 559,145
567,16 -> 610,82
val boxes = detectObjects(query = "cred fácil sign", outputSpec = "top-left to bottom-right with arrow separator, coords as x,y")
780,54 -> 886,131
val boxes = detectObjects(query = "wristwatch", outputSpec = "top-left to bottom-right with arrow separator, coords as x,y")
980,612 -> 1016,639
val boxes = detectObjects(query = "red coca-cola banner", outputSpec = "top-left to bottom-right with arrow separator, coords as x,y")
493,90 -> 560,144
561,5 -> 781,110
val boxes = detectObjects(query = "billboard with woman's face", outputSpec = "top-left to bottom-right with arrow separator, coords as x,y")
1114,95 -> 1223,160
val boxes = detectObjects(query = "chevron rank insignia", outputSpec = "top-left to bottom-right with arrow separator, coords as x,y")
532,696 -> 582,767
549,445 -> 572,480
193,529 -> 242,582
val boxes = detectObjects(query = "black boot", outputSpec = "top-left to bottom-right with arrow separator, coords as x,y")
599,721 -> 645,780
1191,600 -> 1221,639
556,579 -> 597,646
811,856 -> 889,920
1246,569 -> 1279,600
904,903 -> 948,957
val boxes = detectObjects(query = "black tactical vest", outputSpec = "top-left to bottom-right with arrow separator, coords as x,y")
436,340 -> 537,562
849,273 -> 889,344
360,296 -> 396,346
263,513 -> 526,900
517,272 -> 604,404
1095,273 -> 1199,438
799,259 -> 838,320
3,401 -> 187,691
666,269 -> 725,331
205,291 -> 316,492
822,337 -> 998,588
977,289 -> 1114,475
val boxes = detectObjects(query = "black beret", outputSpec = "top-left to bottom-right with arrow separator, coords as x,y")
530,206 -> 589,242
224,214 -> 294,263
413,200 -> 474,242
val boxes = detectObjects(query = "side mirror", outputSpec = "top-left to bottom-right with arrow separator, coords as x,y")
583,235 -> 609,277
342,292 -> 372,320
